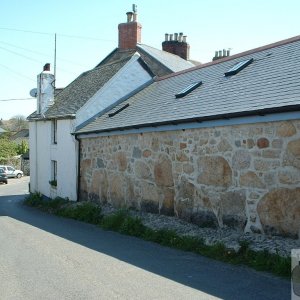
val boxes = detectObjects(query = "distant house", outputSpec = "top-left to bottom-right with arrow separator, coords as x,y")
10,129 -> 29,144
0,127 -> 6,136
75,35 -> 300,238
28,7 -> 196,201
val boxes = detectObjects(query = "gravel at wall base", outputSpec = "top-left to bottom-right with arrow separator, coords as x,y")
101,204 -> 300,257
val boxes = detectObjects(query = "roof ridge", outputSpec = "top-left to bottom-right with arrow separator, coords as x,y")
93,55 -> 133,70
137,43 -> 194,61
156,34 -> 300,81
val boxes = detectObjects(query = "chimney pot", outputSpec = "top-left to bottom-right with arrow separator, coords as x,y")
133,12 -> 137,22
227,49 -> 230,56
169,34 -> 173,41
43,63 -> 50,71
218,50 -> 222,57
215,51 -> 218,57
174,33 -> 178,41
126,12 -> 133,22
223,49 -> 226,57
165,33 -> 169,41
178,32 -> 183,42
183,35 -> 187,43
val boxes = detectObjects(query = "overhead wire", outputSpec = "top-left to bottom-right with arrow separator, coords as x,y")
0,63 -> 36,82
0,26 -> 115,103
0,40 -> 87,67
0,98 -> 35,102
0,46 -> 80,75
0,26 -> 115,42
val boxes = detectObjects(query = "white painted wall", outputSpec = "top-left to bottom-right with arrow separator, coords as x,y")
29,120 -> 51,197
29,121 -> 37,193
54,119 -> 78,200
29,119 -> 78,201
76,53 -> 152,127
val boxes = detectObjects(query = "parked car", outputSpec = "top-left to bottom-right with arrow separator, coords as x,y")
0,165 -> 23,178
0,168 -> 8,184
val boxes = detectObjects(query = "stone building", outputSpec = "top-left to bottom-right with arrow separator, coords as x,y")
76,35 -> 300,238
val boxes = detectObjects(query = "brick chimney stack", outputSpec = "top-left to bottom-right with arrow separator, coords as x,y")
118,4 -> 142,50
162,32 -> 190,60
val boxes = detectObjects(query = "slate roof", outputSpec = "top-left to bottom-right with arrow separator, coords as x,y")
29,44 -> 195,120
11,129 -> 29,139
136,44 -> 195,73
44,56 -> 132,118
76,35 -> 300,134
97,45 -> 196,77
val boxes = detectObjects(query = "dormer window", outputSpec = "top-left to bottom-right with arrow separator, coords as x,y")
224,58 -> 254,77
175,81 -> 202,98
108,103 -> 130,117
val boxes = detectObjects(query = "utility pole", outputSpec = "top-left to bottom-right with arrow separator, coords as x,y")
54,33 -> 57,89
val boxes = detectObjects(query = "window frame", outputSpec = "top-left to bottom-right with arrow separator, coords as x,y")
52,119 -> 57,144
51,160 -> 57,182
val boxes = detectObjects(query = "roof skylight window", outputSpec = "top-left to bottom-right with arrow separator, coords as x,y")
224,58 -> 253,77
108,103 -> 129,117
175,81 -> 202,98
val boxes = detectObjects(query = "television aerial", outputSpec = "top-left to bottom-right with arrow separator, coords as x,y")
30,88 -> 37,98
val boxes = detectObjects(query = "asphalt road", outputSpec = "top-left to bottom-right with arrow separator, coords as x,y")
0,177 -> 291,299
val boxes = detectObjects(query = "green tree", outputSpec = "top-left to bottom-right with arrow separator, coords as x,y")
16,140 -> 29,155
0,137 -> 17,159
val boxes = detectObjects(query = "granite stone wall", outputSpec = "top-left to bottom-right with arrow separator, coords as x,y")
80,120 -> 300,238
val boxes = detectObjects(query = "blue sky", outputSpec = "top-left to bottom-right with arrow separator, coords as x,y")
1,0 -> 299,120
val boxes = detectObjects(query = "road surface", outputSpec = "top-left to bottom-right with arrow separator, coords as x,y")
0,177 -> 291,299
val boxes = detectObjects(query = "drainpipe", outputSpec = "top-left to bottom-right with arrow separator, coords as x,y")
75,135 -> 81,202
35,121 -> 38,192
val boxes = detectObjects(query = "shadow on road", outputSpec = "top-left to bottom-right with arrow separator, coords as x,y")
0,194 -> 290,300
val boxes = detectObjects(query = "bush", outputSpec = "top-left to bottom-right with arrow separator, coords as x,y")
58,202 -> 102,225
100,210 -> 128,231
24,192 -> 43,207
119,216 -> 146,237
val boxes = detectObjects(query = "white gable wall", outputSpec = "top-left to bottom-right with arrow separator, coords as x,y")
29,120 -> 51,197
75,54 -> 152,127
29,118 -> 77,201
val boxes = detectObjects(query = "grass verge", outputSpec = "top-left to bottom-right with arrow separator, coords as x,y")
24,193 -> 291,278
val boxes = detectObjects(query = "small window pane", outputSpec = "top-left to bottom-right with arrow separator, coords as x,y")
175,81 -> 202,98
224,58 -> 254,76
